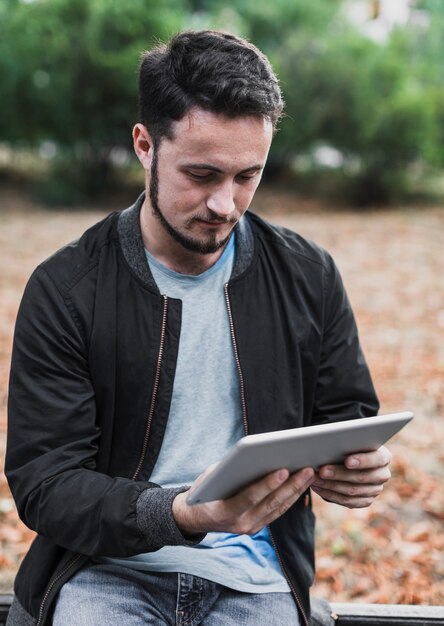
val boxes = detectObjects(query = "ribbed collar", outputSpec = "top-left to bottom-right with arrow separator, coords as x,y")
117,192 -> 254,293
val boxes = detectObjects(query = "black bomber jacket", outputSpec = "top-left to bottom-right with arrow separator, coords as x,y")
5,193 -> 378,626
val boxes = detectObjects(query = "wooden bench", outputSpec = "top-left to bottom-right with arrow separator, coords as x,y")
330,603 -> 444,625
0,596 -> 13,625
1,595 -> 444,625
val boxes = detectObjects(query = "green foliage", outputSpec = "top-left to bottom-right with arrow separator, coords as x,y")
1,0 -> 443,205
0,0 -> 185,201
200,0 -> 444,204
272,26 -> 432,203
1,0 -> 183,143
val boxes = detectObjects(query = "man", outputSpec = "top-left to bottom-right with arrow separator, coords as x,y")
6,31 -> 391,626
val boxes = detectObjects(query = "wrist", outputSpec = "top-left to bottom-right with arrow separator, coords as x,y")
172,491 -> 204,537
136,486 -> 206,549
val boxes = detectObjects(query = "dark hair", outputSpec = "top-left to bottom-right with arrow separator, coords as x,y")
138,30 -> 284,145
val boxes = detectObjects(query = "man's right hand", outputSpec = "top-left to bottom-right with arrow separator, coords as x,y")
172,466 -> 315,537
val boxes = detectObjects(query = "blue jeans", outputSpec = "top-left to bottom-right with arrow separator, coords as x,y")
53,563 -> 300,625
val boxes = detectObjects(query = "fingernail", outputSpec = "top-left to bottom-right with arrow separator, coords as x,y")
302,468 -> 314,481
278,469 -> 288,482
321,467 -> 334,478
348,457 -> 360,468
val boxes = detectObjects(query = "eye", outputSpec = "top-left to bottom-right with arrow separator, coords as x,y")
237,173 -> 258,182
188,171 -> 214,181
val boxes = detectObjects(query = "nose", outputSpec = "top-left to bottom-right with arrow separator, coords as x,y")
206,182 -> 235,217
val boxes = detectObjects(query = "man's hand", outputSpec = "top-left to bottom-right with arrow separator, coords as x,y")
173,466 -> 315,536
311,445 -> 392,508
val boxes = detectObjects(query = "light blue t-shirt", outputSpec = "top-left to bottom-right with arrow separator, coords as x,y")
106,234 -> 289,593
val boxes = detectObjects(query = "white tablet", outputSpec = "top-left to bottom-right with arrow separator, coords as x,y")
186,411 -> 413,505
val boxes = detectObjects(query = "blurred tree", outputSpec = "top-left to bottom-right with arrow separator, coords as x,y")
192,0 -> 444,204
0,0 -> 443,205
275,26 -> 432,203
0,0 -> 185,202
230,0 -> 437,203
402,0 -> 444,170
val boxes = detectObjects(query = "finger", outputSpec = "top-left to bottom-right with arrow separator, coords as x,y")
252,468 -> 315,525
312,484 -> 381,509
229,467 -> 291,510
217,469 -> 315,535
318,465 -> 391,484
344,445 -> 392,470
263,468 -> 315,511
312,479 -> 384,498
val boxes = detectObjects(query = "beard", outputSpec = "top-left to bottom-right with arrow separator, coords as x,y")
149,148 -> 236,255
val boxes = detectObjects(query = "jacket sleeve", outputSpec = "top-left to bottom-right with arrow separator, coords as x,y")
311,253 -> 379,425
6,267 -> 203,557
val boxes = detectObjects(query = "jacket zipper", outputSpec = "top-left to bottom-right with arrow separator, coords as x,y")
224,282 -> 310,626
269,526 -> 310,626
36,295 -> 169,625
224,284 -> 248,434
132,294 -> 168,481
36,553 -> 84,626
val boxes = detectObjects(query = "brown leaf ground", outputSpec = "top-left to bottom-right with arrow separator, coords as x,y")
0,185 -> 443,602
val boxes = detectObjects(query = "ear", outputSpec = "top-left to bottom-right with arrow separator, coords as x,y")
133,123 -> 154,169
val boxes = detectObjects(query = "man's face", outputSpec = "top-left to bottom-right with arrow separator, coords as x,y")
143,108 -> 273,255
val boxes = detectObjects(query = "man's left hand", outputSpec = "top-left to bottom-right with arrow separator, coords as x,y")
311,445 -> 392,508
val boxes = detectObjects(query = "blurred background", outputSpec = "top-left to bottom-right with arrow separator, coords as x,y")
0,0 -> 443,606
1,0 -> 444,206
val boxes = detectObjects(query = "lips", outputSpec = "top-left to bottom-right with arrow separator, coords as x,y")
198,219 -> 226,226
196,214 -> 237,224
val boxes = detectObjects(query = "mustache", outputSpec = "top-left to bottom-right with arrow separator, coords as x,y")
190,210 -> 238,224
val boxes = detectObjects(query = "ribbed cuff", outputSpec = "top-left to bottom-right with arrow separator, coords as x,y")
136,486 -> 206,550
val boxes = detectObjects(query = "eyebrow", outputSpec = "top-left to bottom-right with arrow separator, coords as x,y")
181,163 -> 264,174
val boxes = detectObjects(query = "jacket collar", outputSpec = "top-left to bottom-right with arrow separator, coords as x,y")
117,191 -> 254,291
